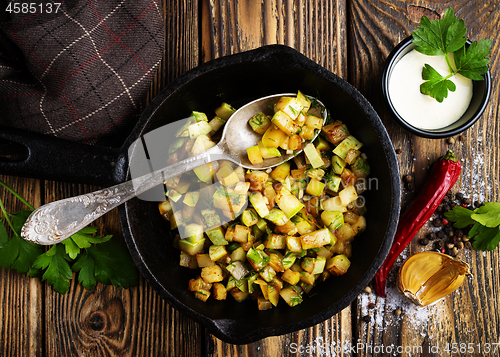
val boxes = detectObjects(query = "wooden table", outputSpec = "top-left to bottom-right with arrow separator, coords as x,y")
1,1 -> 499,356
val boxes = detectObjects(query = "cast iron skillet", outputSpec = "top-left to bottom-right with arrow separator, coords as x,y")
0,45 -> 401,345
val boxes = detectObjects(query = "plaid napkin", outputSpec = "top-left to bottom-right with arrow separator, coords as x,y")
0,0 -> 164,147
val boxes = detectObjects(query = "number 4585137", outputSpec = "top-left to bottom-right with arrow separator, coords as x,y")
5,2 -> 61,14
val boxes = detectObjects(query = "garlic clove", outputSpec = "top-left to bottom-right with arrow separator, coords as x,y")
397,251 -> 471,306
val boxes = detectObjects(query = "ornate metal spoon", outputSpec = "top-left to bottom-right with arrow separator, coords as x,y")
21,93 -> 326,245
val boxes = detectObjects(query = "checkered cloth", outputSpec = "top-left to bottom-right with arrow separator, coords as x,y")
0,0 -> 164,147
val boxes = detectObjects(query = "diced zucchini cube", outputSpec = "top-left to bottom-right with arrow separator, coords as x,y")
299,270 -> 315,285
339,185 -> 358,206
190,111 -> 208,122
216,163 -> 240,187
262,125 -> 287,149
248,112 -> 272,134
265,208 -> 289,226
286,235 -> 303,253
226,261 -> 249,281
305,178 -> 325,196
215,103 -> 236,120
282,269 -> 301,285
275,187 -> 304,219
301,257 -> 316,273
247,247 -> 269,271
183,191 -> 200,207
271,110 -> 300,135
179,251 -> 198,269
201,209 -> 221,228
246,145 -> 264,165
303,143 -> 324,169
206,227 -> 228,245
233,225 -> 250,243
281,252 -> 297,270
300,228 -> 331,250
274,97 -> 302,120
321,211 -> 345,232
209,245 -> 228,261
213,282 -> 227,300
230,247 -> 246,262
311,256 -> 327,275
188,121 -> 212,139
333,135 -> 363,160
259,265 -> 277,283
201,265 -> 224,283
258,141 -> 282,159
265,234 -> 287,250
178,238 -> 205,256
208,116 -> 225,133
280,287 -> 303,307
257,296 -> 273,310
196,254 -> 215,268
296,91 -> 312,112
331,155 -> 346,175
326,254 -> 351,275
240,208 -> 259,227
326,174 -> 342,192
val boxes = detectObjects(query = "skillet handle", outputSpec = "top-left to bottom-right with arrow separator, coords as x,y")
0,126 -> 124,186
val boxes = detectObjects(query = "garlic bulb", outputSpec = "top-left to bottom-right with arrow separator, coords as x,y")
397,251 -> 471,306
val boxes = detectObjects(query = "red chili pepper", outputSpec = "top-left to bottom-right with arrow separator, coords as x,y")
374,150 -> 461,297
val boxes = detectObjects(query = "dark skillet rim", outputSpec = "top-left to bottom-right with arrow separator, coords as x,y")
381,36 -> 492,139
118,44 -> 401,344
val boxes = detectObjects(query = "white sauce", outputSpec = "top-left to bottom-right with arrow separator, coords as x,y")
388,49 -> 473,130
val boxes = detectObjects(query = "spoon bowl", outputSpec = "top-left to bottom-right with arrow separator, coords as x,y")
222,93 -> 327,169
20,93 -> 325,245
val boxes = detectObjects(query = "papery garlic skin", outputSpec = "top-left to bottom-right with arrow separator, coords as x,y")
397,251 -> 471,307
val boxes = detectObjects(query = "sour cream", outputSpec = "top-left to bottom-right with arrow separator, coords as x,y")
388,49 -> 473,130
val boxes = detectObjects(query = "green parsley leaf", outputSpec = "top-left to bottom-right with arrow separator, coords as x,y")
9,210 -> 32,236
444,206 -> 477,228
411,7 -> 491,102
419,64 -> 456,103
470,202 -> 500,228
0,221 -> 8,248
412,8 -> 466,56
71,252 -> 96,290
454,38 -> 492,80
62,226 -> 112,259
471,225 -> 500,251
73,240 -> 139,289
33,245 -> 73,294
0,235 -> 43,274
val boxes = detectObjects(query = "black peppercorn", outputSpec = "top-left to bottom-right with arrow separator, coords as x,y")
433,219 -> 443,228
438,231 -> 446,239
420,238 -> 429,246
443,204 -> 451,211
428,232 -> 437,240
456,192 -> 464,200
362,315 -> 371,323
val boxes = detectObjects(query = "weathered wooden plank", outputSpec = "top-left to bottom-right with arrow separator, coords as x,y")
203,0 -> 348,78
201,0 -> 354,355
0,176 -> 43,357
349,1 -> 500,356
42,0 -> 204,356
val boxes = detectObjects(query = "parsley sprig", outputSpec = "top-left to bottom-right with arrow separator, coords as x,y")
0,180 -> 139,294
444,202 -> 500,251
412,8 -> 492,102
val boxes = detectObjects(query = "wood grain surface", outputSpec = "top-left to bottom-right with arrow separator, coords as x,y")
1,1 -> 499,356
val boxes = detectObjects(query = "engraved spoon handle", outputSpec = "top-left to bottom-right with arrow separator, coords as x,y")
21,144 -> 233,245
